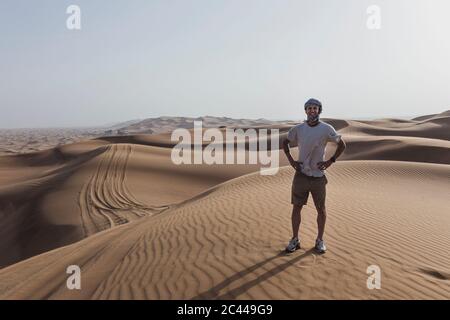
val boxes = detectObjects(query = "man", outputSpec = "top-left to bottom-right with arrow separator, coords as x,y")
283,98 -> 346,253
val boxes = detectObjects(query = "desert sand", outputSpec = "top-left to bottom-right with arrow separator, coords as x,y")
0,112 -> 449,299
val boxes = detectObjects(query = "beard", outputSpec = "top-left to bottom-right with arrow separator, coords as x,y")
307,114 -> 320,123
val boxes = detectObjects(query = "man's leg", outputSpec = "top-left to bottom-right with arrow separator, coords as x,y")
311,177 -> 327,240
291,171 -> 308,241
316,206 -> 326,240
291,204 -> 303,239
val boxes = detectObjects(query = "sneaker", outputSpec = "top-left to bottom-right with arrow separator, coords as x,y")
315,239 -> 327,253
285,237 -> 300,253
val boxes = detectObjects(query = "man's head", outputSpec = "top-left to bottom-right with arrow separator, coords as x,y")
304,98 -> 322,123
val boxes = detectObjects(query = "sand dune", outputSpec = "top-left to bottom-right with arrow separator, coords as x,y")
340,135 -> 450,164
0,140 -> 262,267
0,161 -> 448,299
117,116 -> 281,135
0,113 -> 449,300
0,128 -> 103,156
411,110 -> 450,121
2,113 -> 447,155
324,116 -> 450,141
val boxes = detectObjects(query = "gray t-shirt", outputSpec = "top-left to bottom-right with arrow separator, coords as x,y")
287,121 -> 341,177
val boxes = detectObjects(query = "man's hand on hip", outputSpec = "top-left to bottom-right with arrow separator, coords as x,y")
317,159 -> 333,171
289,159 -> 302,171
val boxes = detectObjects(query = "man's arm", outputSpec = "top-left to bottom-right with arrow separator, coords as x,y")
331,138 -> 346,161
317,138 -> 346,171
283,138 -> 301,170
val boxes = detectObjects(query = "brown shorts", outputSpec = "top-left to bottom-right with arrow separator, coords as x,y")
291,171 -> 328,209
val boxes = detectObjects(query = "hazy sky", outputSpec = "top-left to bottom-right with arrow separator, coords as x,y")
1,0 -> 449,128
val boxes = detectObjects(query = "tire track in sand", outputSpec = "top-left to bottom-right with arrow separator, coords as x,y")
78,144 -> 169,236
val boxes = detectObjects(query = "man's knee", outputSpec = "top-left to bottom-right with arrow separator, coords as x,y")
316,205 -> 326,216
292,204 -> 303,213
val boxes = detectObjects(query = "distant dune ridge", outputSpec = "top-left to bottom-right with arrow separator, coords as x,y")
0,111 -> 449,299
